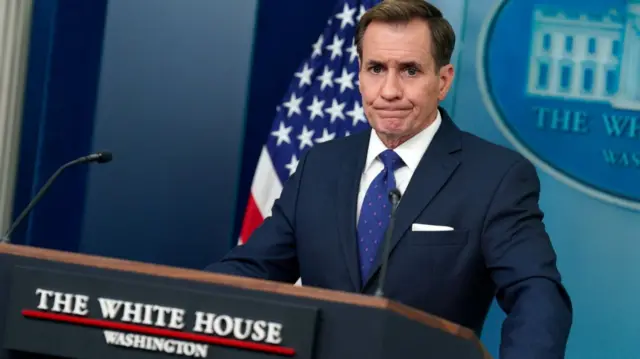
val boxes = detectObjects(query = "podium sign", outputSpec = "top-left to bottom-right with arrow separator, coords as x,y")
0,244 -> 491,359
4,267 -> 318,359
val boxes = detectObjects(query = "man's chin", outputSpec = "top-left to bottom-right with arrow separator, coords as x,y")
374,117 -> 408,132
375,124 -> 407,137
373,127 -> 412,146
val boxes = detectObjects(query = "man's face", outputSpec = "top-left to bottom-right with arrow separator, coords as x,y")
358,19 -> 454,147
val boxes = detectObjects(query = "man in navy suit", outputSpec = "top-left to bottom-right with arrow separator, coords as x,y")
206,0 -> 572,357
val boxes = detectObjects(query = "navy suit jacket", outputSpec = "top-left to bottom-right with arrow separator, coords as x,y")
206,108 -> 572,358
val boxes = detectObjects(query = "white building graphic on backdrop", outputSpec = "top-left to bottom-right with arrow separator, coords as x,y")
526,1 -> 640,110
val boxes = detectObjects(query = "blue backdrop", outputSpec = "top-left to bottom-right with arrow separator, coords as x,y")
11,0 -> 640,358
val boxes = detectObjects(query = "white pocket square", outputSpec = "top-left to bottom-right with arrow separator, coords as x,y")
411,223 -> 454,232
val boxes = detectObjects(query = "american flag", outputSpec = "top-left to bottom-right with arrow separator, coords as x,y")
239,0 -> 381,244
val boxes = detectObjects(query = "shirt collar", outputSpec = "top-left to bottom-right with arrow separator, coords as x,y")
364,109 -> 442,172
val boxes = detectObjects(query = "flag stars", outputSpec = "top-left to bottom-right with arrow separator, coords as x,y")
306,96 -> 325,120
346,39 -> 358,63
311,35 -> 323,58
284,154 -> 299,176
315,128 -> 336,143
297,125 -> 315,150
325,99 -> 346,123
282,93 -> 303,118
335,3 -> 356,29
346,101 -> 366,126
271,121 -> 292,146
294,63 -> 314,88
334,68 -> 355,93
325,35 -> 344,61
316,65 -> 334,91
357,5 -> 366,22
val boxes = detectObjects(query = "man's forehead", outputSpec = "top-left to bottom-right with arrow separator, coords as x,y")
361,45 -> 431,65
362,18 -> 432,42
361,21 -> 431,49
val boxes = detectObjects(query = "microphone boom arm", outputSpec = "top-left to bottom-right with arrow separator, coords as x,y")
1,152 -> 112,244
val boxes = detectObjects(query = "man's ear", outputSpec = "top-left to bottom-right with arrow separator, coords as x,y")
437,64 -> 455,101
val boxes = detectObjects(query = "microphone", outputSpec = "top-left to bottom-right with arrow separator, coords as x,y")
374,188 -> 402,297
81,152 -> 113,164
0,151 -> 113,244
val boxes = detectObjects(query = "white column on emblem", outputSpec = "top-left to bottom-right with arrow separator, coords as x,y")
0,0 -> 34,234
570,35 -> 583,98
613,3 -> 640,109
549,32 -> 563,95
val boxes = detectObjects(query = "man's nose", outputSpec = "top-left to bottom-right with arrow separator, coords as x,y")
380,73 -> 402,100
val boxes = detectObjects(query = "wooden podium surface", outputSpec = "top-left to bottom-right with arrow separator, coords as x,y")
0,244 -> 491,359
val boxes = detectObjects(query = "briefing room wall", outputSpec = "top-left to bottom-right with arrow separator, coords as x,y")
77,0 -> 259,268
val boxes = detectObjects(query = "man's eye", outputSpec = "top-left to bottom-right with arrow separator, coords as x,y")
406,67 -> 418,76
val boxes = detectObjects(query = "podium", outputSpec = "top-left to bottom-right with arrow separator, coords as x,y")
0,244 -> 492,359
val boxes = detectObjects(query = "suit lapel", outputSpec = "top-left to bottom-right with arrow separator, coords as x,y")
362,110 -> 462,290
336,130 -> 370,291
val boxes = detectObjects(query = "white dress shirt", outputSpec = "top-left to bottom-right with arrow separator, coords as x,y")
356,110 -> 442,221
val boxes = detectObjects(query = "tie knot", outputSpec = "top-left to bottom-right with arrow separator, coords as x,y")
379,149 -> 404,171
